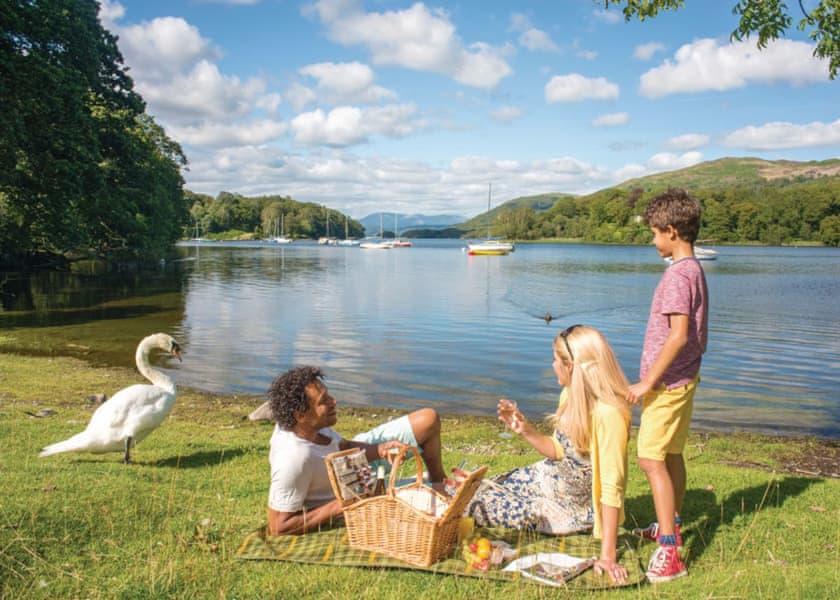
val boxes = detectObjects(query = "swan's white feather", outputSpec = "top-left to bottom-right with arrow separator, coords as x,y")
39,333 -> 180,459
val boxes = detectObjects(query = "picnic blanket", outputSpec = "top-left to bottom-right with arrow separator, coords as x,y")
236,525 -> 646,590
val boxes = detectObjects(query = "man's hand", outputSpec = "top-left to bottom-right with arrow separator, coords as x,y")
376,440 -> 410,463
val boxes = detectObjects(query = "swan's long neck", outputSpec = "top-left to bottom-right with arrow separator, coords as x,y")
136,336 -> 176,393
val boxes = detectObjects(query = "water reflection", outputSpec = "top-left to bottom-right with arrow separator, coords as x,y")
3,240 -> 839,437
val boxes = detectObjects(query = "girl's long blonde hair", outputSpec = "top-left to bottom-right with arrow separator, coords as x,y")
549,325 -> 630,454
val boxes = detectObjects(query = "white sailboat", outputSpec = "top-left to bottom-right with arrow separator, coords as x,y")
318,210 -> 338,245
360,213 -> 393,249
271,213 -> 292,244
467,183 -> 514,256
391,213 -> 412,247
190,221 -> 206,242
337,214 -> 360,246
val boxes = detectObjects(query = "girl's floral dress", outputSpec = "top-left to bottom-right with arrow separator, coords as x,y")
465,431 -> 593,534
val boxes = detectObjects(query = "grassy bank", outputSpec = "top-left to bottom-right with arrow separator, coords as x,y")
1,353 -> 838,598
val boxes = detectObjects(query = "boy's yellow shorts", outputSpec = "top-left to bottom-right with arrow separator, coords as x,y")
637,375 -> 699,461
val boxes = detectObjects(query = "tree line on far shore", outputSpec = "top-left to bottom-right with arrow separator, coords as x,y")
186,175 -> 840,248
484,178 -> 840,247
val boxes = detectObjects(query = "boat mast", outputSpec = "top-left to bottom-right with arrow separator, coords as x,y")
487,182 -> 492,239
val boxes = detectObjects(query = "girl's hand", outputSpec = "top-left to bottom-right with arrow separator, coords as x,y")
593,558 -> 628,584
497,399 -> 526,434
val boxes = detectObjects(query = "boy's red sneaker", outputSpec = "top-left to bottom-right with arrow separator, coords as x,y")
632,521 -> 683,548
645,544 -> 687,583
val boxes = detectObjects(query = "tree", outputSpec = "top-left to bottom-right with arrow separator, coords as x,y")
1,0 -> 186,267
603,0 -> 840,79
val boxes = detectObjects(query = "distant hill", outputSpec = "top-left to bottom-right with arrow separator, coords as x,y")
616,157 -> 840,192
359,212 -> 468,235
456,191 -> 575,235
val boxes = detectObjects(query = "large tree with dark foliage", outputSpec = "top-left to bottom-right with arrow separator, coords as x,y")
0,0 -> 187,268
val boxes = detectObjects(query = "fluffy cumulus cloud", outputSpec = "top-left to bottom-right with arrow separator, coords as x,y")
640,38 -> 829,98
545,74 -> 619,103
490,106 -> 524,123
298,61 -> 397,105
721,118 -> 840,150
306,0 -> 512,89
614,151 -> 704,183
647,151 -> 704,170
166,120 -> 288,147
510,13 -> 559,52
291,104 -> 419,146
667,133 -> 710,150
634,42 -> 665,60
99,1 -> 280,137
592,112 -> 629,127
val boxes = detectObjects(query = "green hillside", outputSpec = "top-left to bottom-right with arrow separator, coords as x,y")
459,158 -> 840,245
616,157 -> 840,192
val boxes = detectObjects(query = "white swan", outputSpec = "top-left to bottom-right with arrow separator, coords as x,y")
39,333 -> 182,463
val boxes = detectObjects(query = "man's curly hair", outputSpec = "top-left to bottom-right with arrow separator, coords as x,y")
268,366 -> 325,430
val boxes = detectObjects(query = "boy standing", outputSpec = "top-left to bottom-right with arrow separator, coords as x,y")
627,188 -> 709,583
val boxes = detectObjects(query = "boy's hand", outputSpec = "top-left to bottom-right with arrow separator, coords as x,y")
627,381 -> 650,405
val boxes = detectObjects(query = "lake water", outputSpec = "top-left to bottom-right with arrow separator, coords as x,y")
2,240 -> 839,437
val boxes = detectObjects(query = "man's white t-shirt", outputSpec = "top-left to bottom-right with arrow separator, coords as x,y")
268,425 -> 343,512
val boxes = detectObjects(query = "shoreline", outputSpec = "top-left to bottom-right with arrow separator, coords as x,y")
5,351 -> 838,479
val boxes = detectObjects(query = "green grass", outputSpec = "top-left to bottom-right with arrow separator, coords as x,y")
1,354 -> 838,598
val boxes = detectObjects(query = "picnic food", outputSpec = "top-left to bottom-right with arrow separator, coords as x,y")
462,536 -> 518,571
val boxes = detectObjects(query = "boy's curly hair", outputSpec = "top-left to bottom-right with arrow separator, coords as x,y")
643,188 -> 701,243
268,366 -> 325,430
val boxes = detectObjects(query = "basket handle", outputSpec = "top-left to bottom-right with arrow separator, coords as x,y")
386,445 -> 424,495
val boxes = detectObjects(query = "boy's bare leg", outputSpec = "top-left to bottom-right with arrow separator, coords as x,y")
666,453 -> 686,517
639,457 -> 676,536
407,408 -> 446,482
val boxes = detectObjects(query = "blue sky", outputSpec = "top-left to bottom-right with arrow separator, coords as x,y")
100,0 -> 839,218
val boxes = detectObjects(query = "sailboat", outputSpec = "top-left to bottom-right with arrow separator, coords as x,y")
190,221 -> 206,242
271,213 -> 292,244
391,213 -> 412,247
318,210 -> 338,245
337,214 -> 360,246
360,213 -> 393,249
467,183 -> 514,256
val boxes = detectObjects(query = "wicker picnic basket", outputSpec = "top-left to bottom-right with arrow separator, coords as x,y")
325,446 -> 486,567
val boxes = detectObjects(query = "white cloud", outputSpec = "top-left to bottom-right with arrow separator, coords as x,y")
667,133 -> 710,150
285,83 -> 319,112
592,112 -> 629,127
100,2 -> 278,125
166,119 -> 288,147
298,61 -> 397,105
576,49 -> 598,60
140,60 -> 268,122
114,16 -> 221,82
519,28 -> 560,52
307,0 -> 512,89
545,74 -> 619,103
721,118 -> 840,150
614,151 -> 704,182
592,8 -> 623,24
640,38 -> 829,98
510,14 -> 558,53
291,104 -> 420,146
634,42 -> 665,60
491,106 -> 524,123
647,151 -> 704,170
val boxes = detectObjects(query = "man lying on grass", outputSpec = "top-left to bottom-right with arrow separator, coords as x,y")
266,366 -> 446,535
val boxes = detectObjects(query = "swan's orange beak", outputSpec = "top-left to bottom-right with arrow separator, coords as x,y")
171,342 -> 183,362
